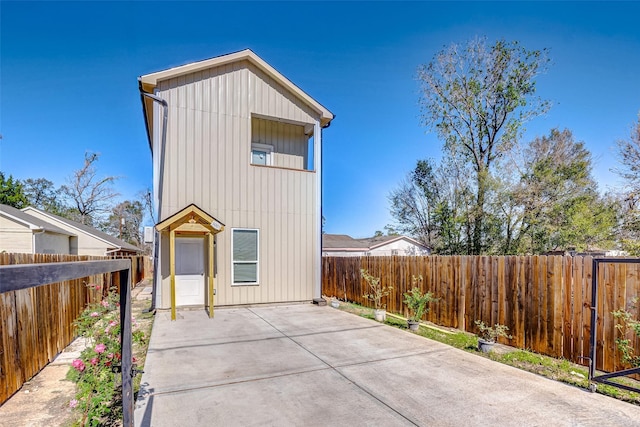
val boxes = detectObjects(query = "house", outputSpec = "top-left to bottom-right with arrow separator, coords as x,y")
21,206 -> 142,256
322,234 -> 431,257
0,203 -> 74,254
138,49 -> 334,318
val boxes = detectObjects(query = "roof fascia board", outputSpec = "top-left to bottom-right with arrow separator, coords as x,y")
0,211 -> 42,231
139,49 -> 333,125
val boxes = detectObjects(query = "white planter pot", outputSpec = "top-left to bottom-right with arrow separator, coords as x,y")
478,338 -> 495,353
408,320 -> 420,331
331,300 -> 340,308
374,309 -> 386,322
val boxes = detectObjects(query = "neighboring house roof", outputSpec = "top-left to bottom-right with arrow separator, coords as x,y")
322,233 -> 429,252
322,234 -> 368,249
21,206 -> 142,253
139,48 -> 334,128
0,204 -> 73,235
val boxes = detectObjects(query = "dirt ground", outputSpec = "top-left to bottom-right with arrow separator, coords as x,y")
0,281 -> 154,427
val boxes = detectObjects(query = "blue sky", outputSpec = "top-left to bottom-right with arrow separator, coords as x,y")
2,1 -> 639,237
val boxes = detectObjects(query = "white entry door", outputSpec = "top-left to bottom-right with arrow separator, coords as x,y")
175,237 -> 205,306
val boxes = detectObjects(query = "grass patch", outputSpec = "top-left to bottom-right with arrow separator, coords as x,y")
332,299 -> 640,406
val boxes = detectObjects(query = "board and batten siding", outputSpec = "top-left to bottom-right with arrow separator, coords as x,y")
154,60 -> 320,306
252,117 -> 308,170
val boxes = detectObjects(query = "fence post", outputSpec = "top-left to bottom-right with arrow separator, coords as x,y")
119,264 -> 133,427
589,258 -> 598,381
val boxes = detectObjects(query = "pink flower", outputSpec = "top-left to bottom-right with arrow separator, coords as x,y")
90,312 -> 99,318
109,320 -> 118,327
69,399 -> 78,408
94,343 -> 107,354
101,300 -> 109,308
90,357 -> 99,366
132,356 -> 138,363
107,353 -> 114,359
104,326 -> 111,334
72,359 -> 85,372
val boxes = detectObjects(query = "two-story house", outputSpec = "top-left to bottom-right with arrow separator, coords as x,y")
139,49 -> 333,319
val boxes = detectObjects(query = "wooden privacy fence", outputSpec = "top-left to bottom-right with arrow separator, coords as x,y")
0,253 -> 151,405
322,255 -> 640,374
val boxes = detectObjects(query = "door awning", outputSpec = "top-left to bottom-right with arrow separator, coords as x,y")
156,203 -> 224,234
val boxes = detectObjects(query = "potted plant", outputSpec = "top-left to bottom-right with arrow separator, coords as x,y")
475,320 -> 512,353
361,268 -> 392,321
402,275 -> 437,331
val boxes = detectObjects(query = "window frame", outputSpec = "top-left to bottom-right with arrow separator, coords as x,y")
250,142 -> 274,166
231,228 -> 260,286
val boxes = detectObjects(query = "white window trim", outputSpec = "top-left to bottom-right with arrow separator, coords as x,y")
251,142 -> 274,166
231,228 -> 260,286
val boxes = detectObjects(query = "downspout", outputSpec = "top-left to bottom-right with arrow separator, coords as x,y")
138,81 -> 169,311
317,118 -> 332,301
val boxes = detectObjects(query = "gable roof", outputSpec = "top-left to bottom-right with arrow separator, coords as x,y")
139,49 -> 334,127
156,203 -> 225,233
0,204 -> 73,235
21,206 -> 142,253
322,233 -> 429,251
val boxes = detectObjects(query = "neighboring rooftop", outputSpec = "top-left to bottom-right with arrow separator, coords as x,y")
0,204 -> 73,235
322,233 -> 428,251
21,206 -> 142,253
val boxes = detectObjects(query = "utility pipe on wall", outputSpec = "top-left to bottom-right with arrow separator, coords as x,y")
138,82 -> 169,311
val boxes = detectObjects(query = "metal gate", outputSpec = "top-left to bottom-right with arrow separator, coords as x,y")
588,257 -> 640,393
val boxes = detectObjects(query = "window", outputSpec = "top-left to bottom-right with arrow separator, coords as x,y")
391,249 -> 399,256
251,143 -> 273,166
232,229 -> 259,285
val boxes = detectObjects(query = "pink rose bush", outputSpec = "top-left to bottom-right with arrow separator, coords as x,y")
66,285 -> 146,426
72,359 -> 85,372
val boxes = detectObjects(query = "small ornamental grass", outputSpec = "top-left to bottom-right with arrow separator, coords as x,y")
67,284 -> 146,427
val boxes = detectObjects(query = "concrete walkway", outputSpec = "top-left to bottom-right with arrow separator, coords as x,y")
135,304 -> 640,426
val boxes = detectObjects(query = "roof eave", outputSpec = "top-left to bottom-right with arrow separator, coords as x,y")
139,49 -> 334,125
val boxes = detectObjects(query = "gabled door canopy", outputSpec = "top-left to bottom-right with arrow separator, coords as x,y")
156,204 -> 224,320
156,203 -> 224,234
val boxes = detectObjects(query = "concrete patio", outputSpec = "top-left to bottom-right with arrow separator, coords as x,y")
134,304 -> 640,426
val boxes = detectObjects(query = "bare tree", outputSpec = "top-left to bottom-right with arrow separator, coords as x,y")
615,115 -> 640,193
417,37 -> 550,254
614,115 -> 640,254
103,200 -> 144,245
61,152 -> 119,226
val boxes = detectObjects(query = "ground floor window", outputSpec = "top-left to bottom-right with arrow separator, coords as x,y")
232,228 -> 259,285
